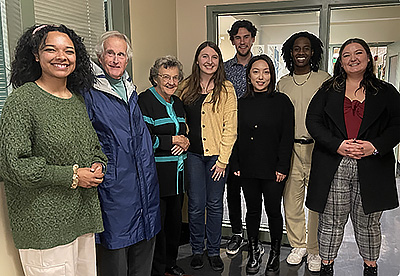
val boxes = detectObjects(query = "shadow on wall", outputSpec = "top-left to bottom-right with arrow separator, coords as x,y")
0,182 -> 24,276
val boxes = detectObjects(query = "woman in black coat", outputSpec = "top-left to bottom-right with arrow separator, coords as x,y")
230,55 -> 294,275
306,38 -> 400,276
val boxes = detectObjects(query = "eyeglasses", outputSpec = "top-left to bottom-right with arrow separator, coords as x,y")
105,50 -> 127,60
158,74 -> 180,82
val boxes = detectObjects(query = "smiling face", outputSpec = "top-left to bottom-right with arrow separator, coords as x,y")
98,36 -> 128,79
197,46 -> 219,76
291,36 -> 313,74
35,31 -> 76,80
249,59 -> 271,93
155,66 -> 180,101
231,27 -> 255,58
340,42 -> 370,76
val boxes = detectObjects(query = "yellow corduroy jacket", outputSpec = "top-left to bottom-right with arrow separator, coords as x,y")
177,80 -> 237,169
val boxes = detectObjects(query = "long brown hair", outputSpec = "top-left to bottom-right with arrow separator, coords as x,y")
322,38 -> 382,95
181,41 -> 227,111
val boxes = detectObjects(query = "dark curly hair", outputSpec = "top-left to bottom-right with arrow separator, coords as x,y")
244,54 -> 276,98
322,38 -> 382,95
228,20 -> 257,41
281,31 -> 323,75
10,24 -> 94,93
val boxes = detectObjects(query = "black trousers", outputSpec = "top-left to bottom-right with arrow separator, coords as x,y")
241,178 -> 285,240
226,171 -> 243,234
151,194 -> 184,276
96,237 -> 156,276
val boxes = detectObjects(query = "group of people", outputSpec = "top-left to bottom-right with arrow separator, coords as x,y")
0,19 -> 398,276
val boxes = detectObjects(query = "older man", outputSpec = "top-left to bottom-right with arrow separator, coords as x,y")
83,31 -> 161,276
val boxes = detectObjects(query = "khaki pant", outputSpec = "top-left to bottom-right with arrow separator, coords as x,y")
283,143 -> 319,254
19,233 -> 96,276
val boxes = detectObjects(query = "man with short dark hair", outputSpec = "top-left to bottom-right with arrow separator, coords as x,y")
278,31 -> 330,273
224,19 -> 257,256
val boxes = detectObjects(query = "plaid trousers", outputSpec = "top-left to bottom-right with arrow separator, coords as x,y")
318,157 -> 382,261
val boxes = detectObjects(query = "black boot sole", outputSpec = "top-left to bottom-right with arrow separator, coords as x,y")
265,268 -> 280,275
246,265 -> 260,275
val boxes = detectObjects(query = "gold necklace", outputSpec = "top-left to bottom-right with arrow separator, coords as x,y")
293,71 -> 312,86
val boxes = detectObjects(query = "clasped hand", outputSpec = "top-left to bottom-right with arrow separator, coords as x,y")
171,135 -> 190,156
77,163 -> 104,188
337,139 -> 376,159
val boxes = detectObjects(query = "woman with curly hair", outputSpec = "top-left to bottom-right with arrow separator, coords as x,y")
138,55 -> 188,276
176,41 -> 237,272
0,24 -> 107,276
306,38 -> 400,276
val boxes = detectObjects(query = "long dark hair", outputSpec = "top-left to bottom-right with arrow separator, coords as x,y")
281,31 -> 323,75
243,54 -> 276,98
181,41 -> 227,111
10,24 -> 94,93
322,38 -> 382,94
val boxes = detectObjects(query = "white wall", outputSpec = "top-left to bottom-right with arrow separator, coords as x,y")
130,0 -> 178,92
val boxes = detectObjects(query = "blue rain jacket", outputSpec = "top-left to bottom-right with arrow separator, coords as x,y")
83,63 -> 161,249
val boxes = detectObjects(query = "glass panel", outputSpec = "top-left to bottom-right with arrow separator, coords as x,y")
218,11 -> 319,229
329,5 -> 400,79
218,11 -> 319,81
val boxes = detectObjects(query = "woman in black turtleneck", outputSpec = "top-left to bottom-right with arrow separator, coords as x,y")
230,54 -> 294,275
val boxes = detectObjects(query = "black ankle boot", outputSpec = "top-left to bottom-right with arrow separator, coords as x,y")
265,239 -> 280,275
246,237 -> 263,274
364,263 -> 377,276
320,261 -> 334,276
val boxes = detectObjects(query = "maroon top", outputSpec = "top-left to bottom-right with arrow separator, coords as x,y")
344,96 -> 365,139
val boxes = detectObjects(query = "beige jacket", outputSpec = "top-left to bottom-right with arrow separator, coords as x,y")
177,80 -> 237,168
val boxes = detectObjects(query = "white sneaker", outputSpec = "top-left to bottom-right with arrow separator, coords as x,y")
286,247 -> 307,265
307,253 -> 321,272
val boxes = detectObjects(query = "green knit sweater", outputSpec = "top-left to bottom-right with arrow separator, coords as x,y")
0,82 -> 106,249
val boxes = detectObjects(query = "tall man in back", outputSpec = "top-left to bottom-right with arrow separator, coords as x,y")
277,31 -> 330,273
224,19 -> 257,256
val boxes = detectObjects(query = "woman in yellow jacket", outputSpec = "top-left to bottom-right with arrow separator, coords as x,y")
176,41 -> 237,272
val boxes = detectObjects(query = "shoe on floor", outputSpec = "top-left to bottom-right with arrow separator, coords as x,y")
226,234 -> 243,255
165,265 -> 185,276
364,263 -> 378,276
286,247 -> 307,265
320,261 -> 334,276
307,253 -> 321,273
190,253 -> 204,270
258,240 -> 265,256
208,255 -> 224,272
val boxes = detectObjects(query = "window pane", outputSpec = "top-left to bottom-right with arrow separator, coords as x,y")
218,11 -> 319,80
218,10 -> 319,228
329,5 -> 400,79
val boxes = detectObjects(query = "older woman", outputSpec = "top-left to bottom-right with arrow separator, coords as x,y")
176,41 -> 237,272
306,38 -> 400,276
230,54 -> 294,275
0,24 -> 106,276
138,56 -> 189,276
